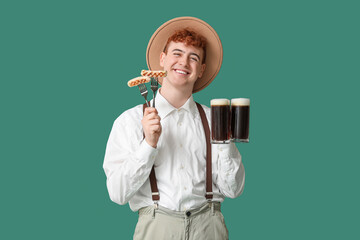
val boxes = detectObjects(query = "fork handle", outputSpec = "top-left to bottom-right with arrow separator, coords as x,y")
143,97 -> 150,108
152,91 -> 156,108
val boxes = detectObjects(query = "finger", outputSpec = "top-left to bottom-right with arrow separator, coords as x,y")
144,122 -> 160,133
143,107 -> 152,116
145,112 -> 160,120
144,107 -> 157,116
147,119 -> 161,126
149,125 -> 161,133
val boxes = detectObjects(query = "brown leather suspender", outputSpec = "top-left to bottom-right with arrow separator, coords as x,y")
143,102 -> 213,202
149,167 -> 160,201
195,102 -> 213,200
142,104 -> 160,201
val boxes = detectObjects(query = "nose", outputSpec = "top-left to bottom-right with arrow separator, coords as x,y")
178,55 -> 189,68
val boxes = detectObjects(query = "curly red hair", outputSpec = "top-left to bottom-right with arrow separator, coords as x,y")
163,28 -> 207,63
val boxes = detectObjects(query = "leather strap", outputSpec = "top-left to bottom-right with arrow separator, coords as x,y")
195,102 -> 213,200
143,102 -> 213,202
143,104 -> 159,201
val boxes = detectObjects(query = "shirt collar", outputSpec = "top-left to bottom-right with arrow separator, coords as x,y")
155,89 -> 197,119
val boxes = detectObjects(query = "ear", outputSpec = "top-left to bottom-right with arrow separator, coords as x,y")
160,52 -> 166,67
198,63 -> 206,78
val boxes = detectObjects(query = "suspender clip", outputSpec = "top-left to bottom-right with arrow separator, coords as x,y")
152,201 -> 158,219
207,201 -> 215,215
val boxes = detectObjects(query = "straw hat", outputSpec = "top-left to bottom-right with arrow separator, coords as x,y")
146,16 -> 223,93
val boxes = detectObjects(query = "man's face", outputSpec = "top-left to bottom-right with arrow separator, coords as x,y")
160,41 -> 206,90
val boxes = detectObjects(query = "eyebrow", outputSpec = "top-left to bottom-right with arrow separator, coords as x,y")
172,49 -> 201,61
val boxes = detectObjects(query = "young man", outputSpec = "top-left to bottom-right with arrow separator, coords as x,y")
103,17 -> 245,240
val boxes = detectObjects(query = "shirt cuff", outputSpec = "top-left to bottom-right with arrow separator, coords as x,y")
214,142 -> 237,158
134,139 -> 158,167
215,142 -> 239,173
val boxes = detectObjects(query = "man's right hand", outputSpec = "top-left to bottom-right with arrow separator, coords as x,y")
142,107 -> 162,148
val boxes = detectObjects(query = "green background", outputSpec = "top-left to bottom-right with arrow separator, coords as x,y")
1,0 -> 359,239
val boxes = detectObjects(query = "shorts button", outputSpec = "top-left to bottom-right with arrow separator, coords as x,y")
186,211 -> 191,217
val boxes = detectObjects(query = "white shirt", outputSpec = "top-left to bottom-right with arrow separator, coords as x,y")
103,92 -> 245,212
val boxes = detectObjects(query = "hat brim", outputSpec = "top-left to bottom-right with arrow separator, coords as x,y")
146,17 -> 223,93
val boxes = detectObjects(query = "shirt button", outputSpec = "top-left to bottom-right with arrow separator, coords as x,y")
184,187 -> 187,191
178,122 -> 182,126
180,144 -> 183,148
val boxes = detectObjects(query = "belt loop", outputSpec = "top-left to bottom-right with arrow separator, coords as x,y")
211,202 -> 215,216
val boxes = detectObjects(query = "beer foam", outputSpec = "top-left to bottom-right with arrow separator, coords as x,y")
211,99 -> 230,105
231,98 -> 250,106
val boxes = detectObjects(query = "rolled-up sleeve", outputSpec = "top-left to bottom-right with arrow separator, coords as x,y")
103,108 -> 158,205
213,142 -> 245,198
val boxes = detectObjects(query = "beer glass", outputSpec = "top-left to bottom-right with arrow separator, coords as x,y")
211,99 -> 230,144
231,98 -> 250,143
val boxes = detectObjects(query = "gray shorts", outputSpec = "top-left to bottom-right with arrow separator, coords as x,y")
133,202 -> 228,240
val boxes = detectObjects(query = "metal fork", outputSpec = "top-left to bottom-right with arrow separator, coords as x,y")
150,77 -> 159,108
138,83 -> 150,107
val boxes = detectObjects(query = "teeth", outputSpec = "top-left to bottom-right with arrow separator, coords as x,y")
175,70 -> 188,75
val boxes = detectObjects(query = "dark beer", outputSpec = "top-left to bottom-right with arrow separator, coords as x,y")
211,99 -> 230,144
231,98 -> 250,142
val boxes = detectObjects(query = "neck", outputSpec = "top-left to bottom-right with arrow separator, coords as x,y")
160,81 -> 193,109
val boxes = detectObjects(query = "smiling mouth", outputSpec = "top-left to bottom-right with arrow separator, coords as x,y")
174,69 -> 190,75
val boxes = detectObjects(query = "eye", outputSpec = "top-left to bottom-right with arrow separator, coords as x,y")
191,57 -> 199,62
